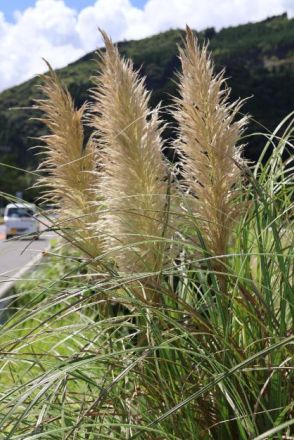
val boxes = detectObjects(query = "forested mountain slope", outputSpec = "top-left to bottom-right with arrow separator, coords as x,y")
0,13 -> 293,200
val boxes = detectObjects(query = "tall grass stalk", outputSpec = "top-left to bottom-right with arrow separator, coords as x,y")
90,31 -> 172,303
35,62 -> 103,261
174,27 -> 248,283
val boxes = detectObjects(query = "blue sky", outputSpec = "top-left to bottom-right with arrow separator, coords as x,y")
1,0 -> 147,21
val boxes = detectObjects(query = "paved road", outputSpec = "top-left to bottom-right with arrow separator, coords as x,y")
0,220 -> 54,298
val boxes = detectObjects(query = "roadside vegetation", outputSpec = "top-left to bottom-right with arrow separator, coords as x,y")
0,27 -> 293,439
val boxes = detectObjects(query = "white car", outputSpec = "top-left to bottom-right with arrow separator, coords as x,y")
4,203 -> 40,240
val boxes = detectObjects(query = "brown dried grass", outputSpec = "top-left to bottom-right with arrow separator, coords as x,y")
35,62 -> 103,259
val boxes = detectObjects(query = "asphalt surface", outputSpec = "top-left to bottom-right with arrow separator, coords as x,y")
0,220 -> 54,298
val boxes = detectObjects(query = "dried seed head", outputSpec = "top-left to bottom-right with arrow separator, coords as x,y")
35,62 -> 103,258
91,31 -> 171,293
174,26 -> 248,259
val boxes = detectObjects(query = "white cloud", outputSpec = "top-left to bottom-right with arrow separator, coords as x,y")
76,0 -> 149,51
0,0 -> 83,91
0,0 -> 293,91
140,0 -> 293,35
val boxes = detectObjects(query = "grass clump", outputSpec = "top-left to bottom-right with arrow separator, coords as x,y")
0,29 -> 293,439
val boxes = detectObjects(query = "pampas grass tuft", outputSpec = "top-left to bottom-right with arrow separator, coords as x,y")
174,27 -> 248,265
35,62 -> 103,259
90,31 -> 171,301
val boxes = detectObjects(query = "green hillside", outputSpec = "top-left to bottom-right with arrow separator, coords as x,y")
0,13 -> 293,201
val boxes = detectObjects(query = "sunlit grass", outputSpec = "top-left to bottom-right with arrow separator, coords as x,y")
0,125 -> 292,437
0,29 -> 292,439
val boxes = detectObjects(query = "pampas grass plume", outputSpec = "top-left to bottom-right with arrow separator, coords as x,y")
91,31 -> 171,301
36,62 -> 103,259
174,27 -> 248,263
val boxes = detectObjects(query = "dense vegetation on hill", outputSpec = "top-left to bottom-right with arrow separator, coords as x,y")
0,13 -> 293,202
